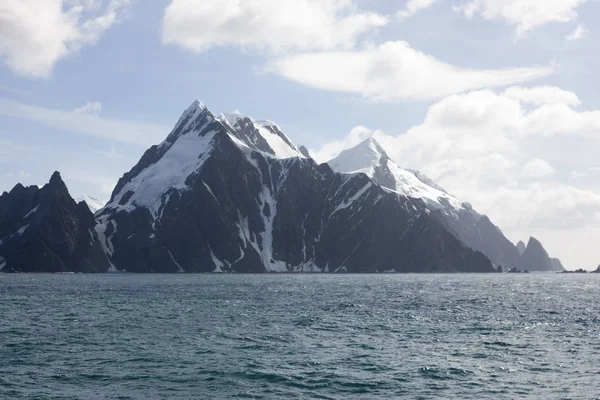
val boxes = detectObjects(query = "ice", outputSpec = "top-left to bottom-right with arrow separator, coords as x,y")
16,224 -> 29,236
331,182 -> 372,216
167,250 -> 184,273
23,205 -> 39,219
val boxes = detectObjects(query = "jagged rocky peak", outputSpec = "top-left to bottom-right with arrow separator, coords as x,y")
0,171 -> 110,273
218,110 -> 306,159
516,240 -> 527,255
521,237 -> 565,271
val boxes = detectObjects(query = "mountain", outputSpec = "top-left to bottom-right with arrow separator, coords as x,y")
95,100 -> 495,273
517,240 -> 527,255
521,237 -> 565,272
77,195 -> 105,213
328,138 -> 561,271
550,258 -> 564,271
0,172 -> 111,273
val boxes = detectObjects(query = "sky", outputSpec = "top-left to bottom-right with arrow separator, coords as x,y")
1,0 -> 600,270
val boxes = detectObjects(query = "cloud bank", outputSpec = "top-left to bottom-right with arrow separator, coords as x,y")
269,41 -> 553,101
162,0 -> 387,53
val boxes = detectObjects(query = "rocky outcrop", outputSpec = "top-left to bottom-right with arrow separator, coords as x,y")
519,237 -> 564,272
95,101 -> 495,273
0,172 -> 111,273
508,267 -> 530,273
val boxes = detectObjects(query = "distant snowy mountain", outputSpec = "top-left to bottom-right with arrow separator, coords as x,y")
77,195 -> 105,213
328,138 -> 564,271
95,100 -> 495,273
329,138 -> 465,217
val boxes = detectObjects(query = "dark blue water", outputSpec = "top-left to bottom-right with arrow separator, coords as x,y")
1,274 -> 599,399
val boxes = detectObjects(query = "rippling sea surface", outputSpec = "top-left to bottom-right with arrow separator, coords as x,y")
2,274 -> 600,399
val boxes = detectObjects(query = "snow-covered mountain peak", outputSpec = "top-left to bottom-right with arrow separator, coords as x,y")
361,137 -> 388,156
328,137 -> 388,176
186,99 -> 206,113
328,138 -> 466,213
103,101 -> 308,222
217,110 -> 306,160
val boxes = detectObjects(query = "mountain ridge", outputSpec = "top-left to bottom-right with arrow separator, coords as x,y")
328,137 -> 565,272
0,100 -> 564,273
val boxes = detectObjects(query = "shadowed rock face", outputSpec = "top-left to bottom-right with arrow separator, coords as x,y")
0,172 -> 111,273
520,237 -> 565,272
96,102 -> 495,273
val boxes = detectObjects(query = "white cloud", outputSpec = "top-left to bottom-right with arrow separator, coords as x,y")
456,0 -> 588,37
0,99 -> 170,146
398,0 -> 437,18
0,0 -> 130,79
522,158 -> 555,179
503,86 -> 581,106
269,41 -> 553,101
73,101 -> 103,115
566,24 -> 589,40
162,0 -> 388,53
312,86 -> 600,269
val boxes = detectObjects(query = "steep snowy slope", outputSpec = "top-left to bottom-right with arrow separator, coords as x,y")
329,138 -> 464,216
328,138 -> 564,271
96,101 -> 495,273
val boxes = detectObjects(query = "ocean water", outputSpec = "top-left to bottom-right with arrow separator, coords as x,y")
1,274 -> 599,399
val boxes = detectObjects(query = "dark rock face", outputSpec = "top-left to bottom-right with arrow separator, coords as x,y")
97,102 -> 495,273
550,258 -> 565,271
520,237 -> 564,272
0,172 -> 111,273
443,213 -> 523,271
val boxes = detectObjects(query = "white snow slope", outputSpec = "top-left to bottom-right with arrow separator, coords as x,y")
328,138 -> 468,216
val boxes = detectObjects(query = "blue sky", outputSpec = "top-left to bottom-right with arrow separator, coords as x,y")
2,0 -> 600,269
